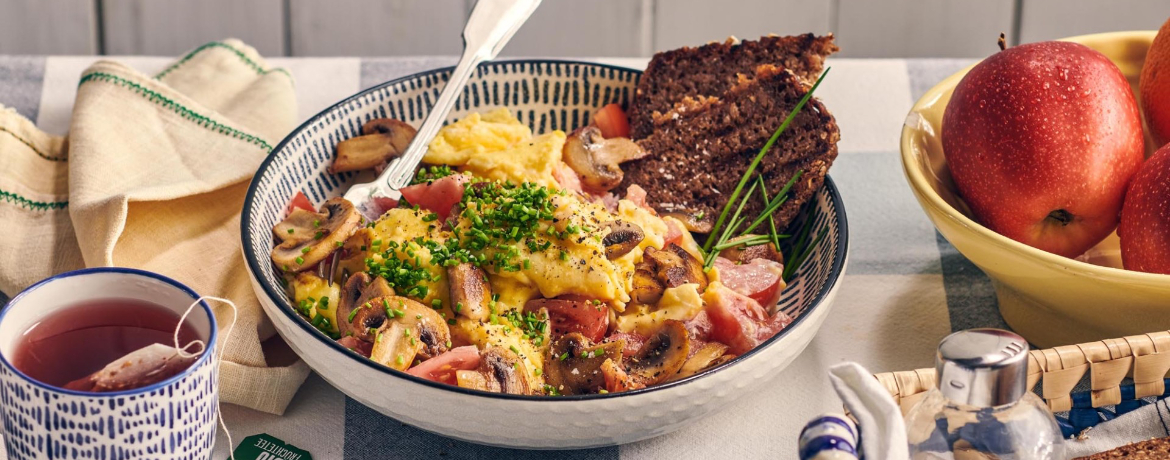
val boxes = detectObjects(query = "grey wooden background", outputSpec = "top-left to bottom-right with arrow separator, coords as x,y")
0,0 -> 1166,58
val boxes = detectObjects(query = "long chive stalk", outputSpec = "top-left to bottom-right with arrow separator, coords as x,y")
757,176 -> 781,251
701,68 -> 830,254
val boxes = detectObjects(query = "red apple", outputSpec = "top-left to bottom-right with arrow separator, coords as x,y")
942,40 -> 1145,258
1120,144 -> 1170,273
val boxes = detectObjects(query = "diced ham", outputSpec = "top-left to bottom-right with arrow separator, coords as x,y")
399,174 -> 469,222
607,331 -> 647,359
593,192 -> 619,212
553,161 -> 584,194
713,257 -> 787,308
525,296 -> 609,343
337,336 -> 373,358
406,346 -> 481,385
601,358 -> 642,393
664,219 -> 685,247
624,184 -> 652,212
683,310 -> 713,343
703,282 -> 792,355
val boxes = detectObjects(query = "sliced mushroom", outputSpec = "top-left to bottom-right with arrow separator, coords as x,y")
665,342 -> 729,383
456,347 -> 530,395
331,118 -> 417,173
562,126 -> 649,192
336,273 -> 395,338
601,220 -> 645,259
625,320 -> 690,387
662,211 -> 714,234
643,243 -> 709,292
718,235 -> 783,264
447,263 -> 491,321
358,296 -> 450,365
272,198 -> 361,271
543,333 -> 625,395
631,263 -> 665,305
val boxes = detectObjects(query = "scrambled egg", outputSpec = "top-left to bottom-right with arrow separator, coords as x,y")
424,108 -> 564,187
615,283 -> 704,335
369,208 -> 452,316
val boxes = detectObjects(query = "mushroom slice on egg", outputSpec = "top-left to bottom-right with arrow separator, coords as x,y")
272,198 -> 361,272
665,342 -> 730,383
625,320 -> 691,387
447,263 -> 491,321
455,347 -> 531,395
631,262 -> 665,305
601,220 -> 645,259
643,243 -> 709,292
718,235 -> 783,264
330,118 -> 417,173
562,126 -> 649,192
359,296 -> 450,366
662,211 -> 714,234
543,333 -> 625,395
336,273 -> 395,338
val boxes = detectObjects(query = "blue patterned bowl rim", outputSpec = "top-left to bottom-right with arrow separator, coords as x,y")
240,59 -> 850,401
0,266 -> 217,397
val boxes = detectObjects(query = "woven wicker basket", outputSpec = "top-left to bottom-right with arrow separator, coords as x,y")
874,331 -> 1170,422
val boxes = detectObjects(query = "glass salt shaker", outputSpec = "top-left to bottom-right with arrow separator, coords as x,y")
905,328 -> 1064,459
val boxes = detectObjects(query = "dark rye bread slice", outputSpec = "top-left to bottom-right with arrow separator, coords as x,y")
629,34 -> 838,139
1075,437 -> 1170,459
621,65 -> 839,232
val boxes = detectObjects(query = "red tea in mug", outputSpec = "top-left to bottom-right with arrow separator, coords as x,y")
11,298 -> 200,390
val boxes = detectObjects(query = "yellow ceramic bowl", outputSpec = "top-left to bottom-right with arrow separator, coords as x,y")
901,31 -> 1170,348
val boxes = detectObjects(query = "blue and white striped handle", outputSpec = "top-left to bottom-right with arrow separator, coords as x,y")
799,413 -> 860,460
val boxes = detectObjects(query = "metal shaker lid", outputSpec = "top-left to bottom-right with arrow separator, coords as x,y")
935,328 -> 1029,407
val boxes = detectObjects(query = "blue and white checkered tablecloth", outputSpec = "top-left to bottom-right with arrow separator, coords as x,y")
0,55 -> 1008,459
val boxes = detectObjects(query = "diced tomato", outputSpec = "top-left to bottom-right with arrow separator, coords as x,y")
713,257 -> 787,308
607,331 -> 646,358
553,161 -> 583,194
525,296 -> 609,343
592,103 -> 631,139
399,174 -> 470,222
406,346 -> 481,385
664,219 -> 685,247
337,336 -> 373,358
286,191 -> 315,216
703,282 -> 792,355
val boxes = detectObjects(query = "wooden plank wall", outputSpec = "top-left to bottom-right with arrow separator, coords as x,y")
0,0 -> 1166,57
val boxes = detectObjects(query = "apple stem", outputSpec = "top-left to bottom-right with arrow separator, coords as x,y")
998,33 -> 1007,51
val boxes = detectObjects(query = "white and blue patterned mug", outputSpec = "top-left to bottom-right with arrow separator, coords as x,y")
0,267 -> 219,459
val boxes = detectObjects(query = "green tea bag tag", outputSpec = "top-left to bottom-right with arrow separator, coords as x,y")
230,433 -> 312,460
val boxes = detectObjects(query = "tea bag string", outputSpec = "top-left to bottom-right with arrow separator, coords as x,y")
176,295 -> 238,459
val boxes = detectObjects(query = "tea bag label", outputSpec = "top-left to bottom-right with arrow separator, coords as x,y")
230,433 -> 312,460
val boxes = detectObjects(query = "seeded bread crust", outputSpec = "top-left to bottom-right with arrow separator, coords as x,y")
1076,437 -> 1170,459
629,34 -> 838,139
621,65 -> 840,231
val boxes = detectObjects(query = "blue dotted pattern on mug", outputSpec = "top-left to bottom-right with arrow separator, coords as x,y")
799,413 -> 860,460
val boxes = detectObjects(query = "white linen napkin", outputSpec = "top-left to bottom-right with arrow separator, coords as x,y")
0,39 -> 309,415
829,362 -> 910,459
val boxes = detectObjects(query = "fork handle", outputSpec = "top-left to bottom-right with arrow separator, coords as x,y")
380,0 -> 541,192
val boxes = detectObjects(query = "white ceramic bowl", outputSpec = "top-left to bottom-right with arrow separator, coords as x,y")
241,60 -> 849,449
0,267 -> 219,459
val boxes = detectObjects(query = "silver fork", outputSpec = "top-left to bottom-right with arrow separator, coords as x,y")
331,0 -> 541,284
343,0 -> 541,216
